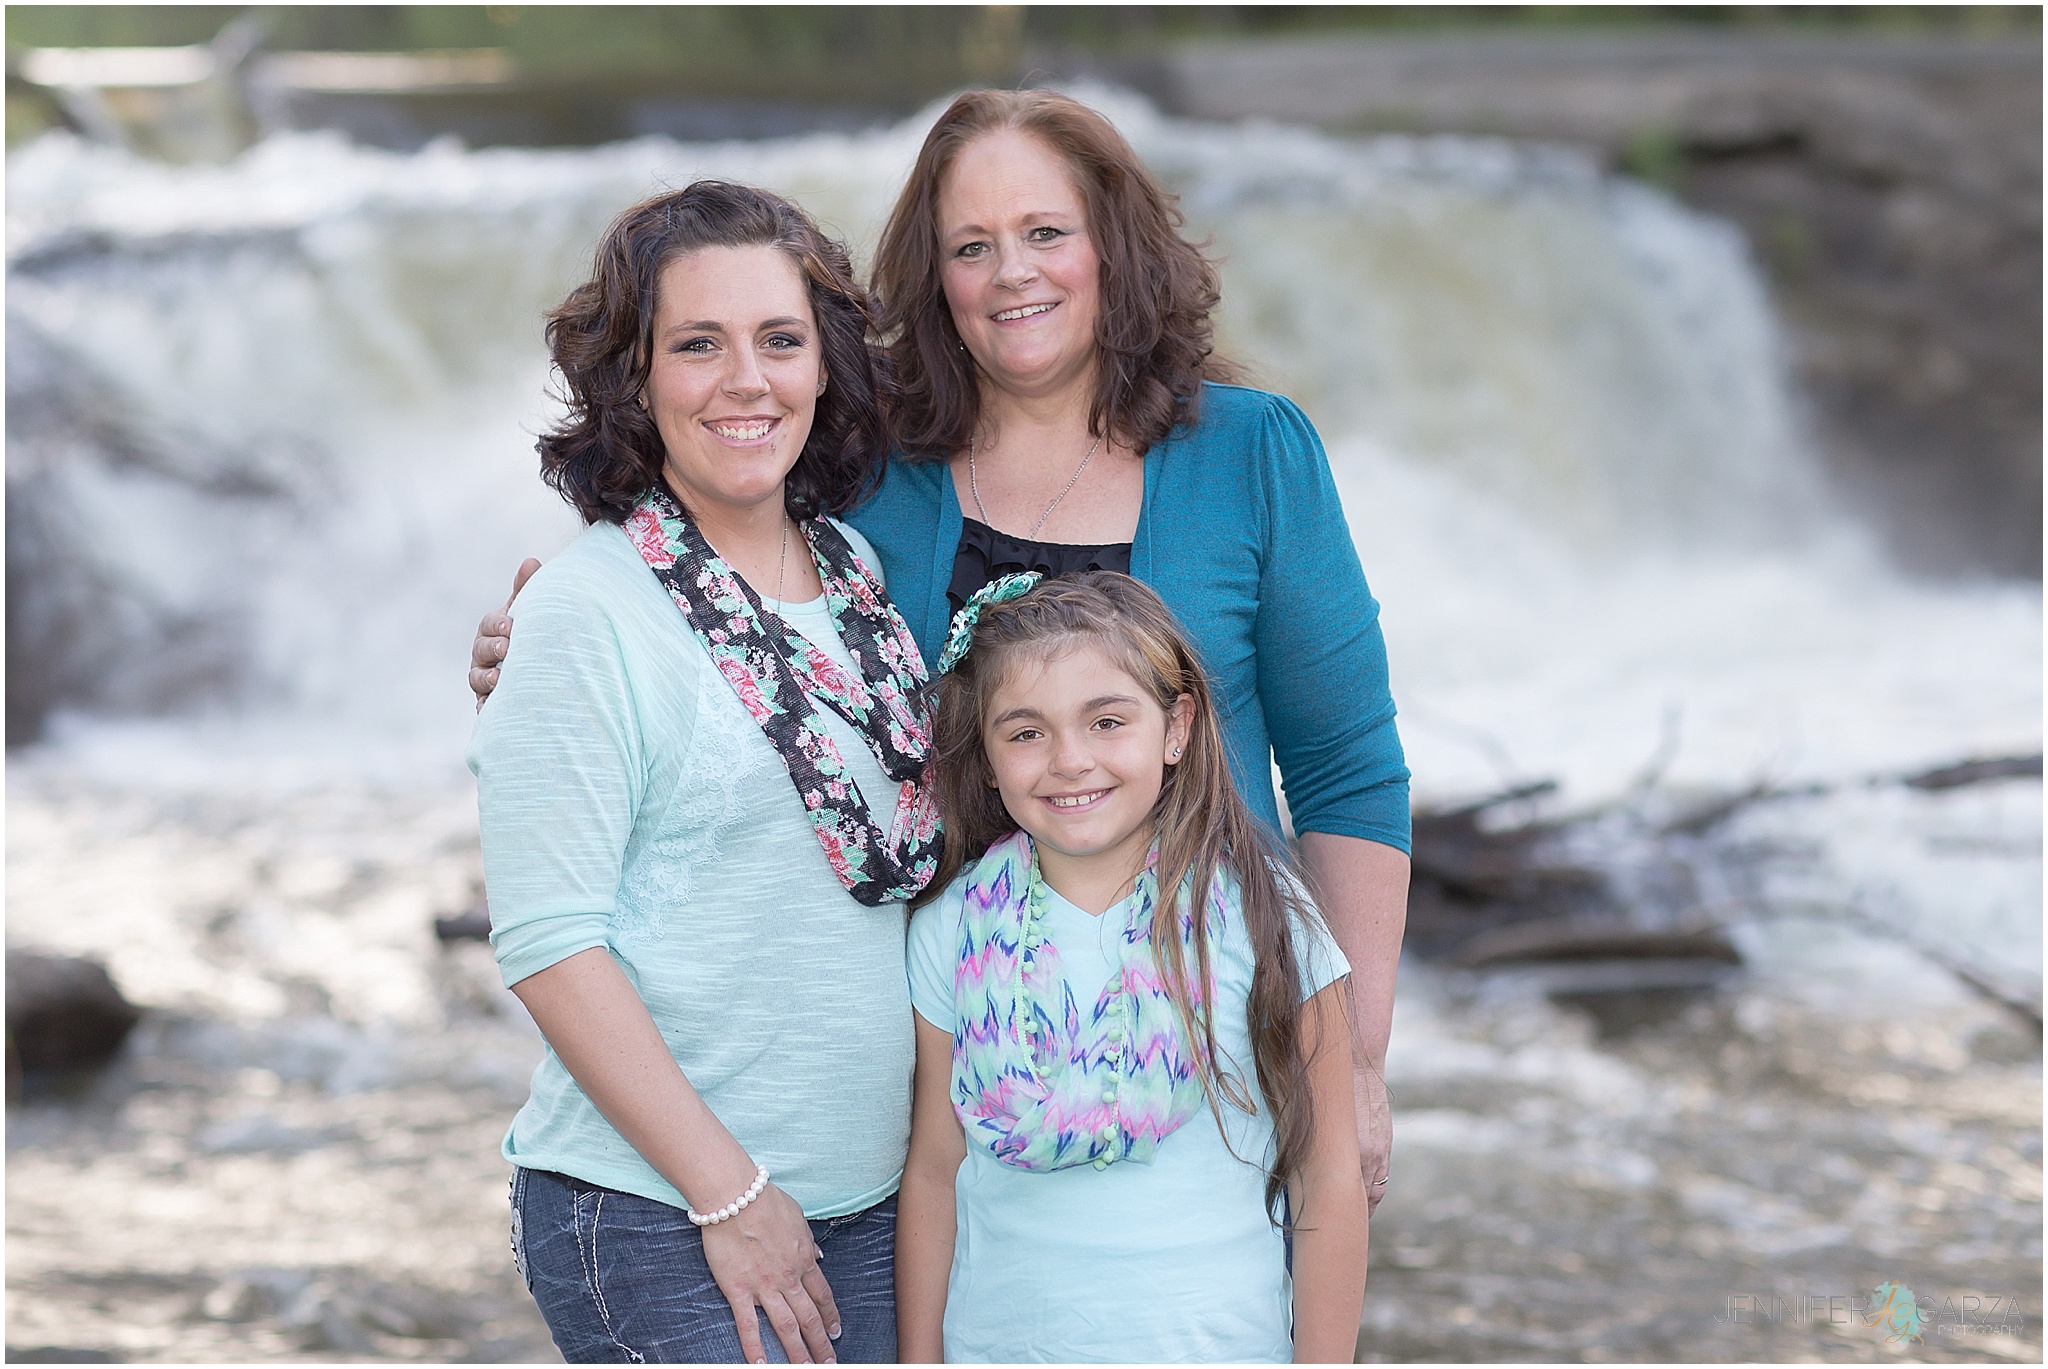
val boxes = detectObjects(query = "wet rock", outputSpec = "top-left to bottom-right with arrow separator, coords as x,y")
4,1348 -> 127,1363
1552,985 -> 1730,1040
271,1272 -> 470,1352
194,1112 -> 351,1155
433,896 -> 492,943
6,949 -> 141,1090
197,1278 -> 264,1323
3,312 -> 289,746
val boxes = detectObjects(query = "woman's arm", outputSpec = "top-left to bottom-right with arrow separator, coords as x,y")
515,949 -> 842,1365
897,1013 -> 966,1362
474,557 -> 835,1363
1299,834 -> 1409,1214
1247,394 -> 1412,1213
1288,980 -> 1371,1364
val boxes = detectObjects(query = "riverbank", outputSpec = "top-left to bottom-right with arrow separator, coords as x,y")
4,775 -> 554,1362
6,765 -> 2038,1362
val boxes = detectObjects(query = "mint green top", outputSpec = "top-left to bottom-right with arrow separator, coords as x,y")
468,519 -> 911,1219
907,871 -> 1349,1363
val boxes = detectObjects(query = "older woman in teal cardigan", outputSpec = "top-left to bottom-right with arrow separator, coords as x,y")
844,382 -> 1407,857
473,90 -> 1411,1230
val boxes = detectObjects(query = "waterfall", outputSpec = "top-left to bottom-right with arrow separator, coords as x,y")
6,89 -> 2037,985
4,94 -> 1836,738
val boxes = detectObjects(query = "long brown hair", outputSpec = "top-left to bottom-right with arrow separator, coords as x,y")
537,180 -> 889,525
921,572 -> 1324,1224
872,88 -> 1242,461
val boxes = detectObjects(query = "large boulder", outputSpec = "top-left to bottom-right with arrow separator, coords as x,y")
6,949 -> 142,1094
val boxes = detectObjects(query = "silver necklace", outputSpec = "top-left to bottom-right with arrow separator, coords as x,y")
969,431 -> 1103,540
771,514 -> 789,606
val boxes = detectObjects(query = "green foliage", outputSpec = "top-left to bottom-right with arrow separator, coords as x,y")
7,81 -> 64,145
1621,125 -> 1688,194
7,6 -> 1039,109
8,4 -> 2036,68
8,2 -> 2033,147
1761,210 -> 1817,285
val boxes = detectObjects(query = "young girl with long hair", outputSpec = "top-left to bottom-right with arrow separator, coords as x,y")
897,571 -> 1370,1363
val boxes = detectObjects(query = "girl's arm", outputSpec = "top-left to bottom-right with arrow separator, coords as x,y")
897,1013 -> 967,1362
514,949 -> 841,1365
1288,979 -> 1372,1364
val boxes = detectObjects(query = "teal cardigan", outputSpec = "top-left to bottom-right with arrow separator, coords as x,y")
845,383 -> 1411,853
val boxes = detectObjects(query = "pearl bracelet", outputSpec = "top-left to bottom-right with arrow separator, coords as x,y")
687,1164 -> 770,1227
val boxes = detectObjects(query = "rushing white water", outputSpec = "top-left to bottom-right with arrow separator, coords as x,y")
7,87 -> 2039,999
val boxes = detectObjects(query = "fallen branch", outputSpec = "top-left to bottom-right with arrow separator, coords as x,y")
1450,917 -> 1742,969
1407,749 -> 2042,972
1903,754 -> 2043,791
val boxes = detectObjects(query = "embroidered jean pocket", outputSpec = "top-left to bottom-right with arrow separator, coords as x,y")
509,1170 -> 530,1288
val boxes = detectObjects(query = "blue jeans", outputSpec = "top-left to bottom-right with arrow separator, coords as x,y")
511,1168 -> 897,1364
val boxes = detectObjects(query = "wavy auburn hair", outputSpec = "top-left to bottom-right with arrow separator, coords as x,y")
919,572 -> 1326,1226
873,88 -> 1241,460
537,180 -> 889,525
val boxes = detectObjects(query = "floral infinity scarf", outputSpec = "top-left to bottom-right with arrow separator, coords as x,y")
625,487 -> 940,906
951,830 -> 1221,1172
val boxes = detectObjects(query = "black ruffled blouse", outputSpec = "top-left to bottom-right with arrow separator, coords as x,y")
945,516 -> 1134,615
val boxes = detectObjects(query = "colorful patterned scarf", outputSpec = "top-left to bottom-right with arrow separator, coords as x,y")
950,830 -> 1223,1172
625,487 -> 940,906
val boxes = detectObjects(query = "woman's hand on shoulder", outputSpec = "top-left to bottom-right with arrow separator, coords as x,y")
701,1182 -> 842,1364
470,558 -> 541,708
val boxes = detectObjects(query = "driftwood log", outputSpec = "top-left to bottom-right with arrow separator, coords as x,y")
1406,753 -> 2042,1022
1405,781 -> 1623,961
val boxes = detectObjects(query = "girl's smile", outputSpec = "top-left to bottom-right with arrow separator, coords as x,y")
980,642 -> 1192,912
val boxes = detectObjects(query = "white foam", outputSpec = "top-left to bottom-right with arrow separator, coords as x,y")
7,89 -> 2037,997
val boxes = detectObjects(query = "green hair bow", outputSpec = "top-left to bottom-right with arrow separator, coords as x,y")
934,572 -> 1044,675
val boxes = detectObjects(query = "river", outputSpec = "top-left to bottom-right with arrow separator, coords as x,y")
6,86 -> 2038,1361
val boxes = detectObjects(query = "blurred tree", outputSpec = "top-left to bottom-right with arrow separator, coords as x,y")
4,5 -> 2035,152
8,5 -> 2036,65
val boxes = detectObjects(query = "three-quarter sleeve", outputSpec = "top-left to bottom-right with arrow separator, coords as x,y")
467,560 -> 664,987
1250,396 -> 1412,853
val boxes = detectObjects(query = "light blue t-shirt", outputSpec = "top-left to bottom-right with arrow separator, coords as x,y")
907,863 -> 1349,1364
469,518 -> 913,1219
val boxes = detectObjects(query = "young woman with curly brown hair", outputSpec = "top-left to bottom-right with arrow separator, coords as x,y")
471,181 -> 927,1364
